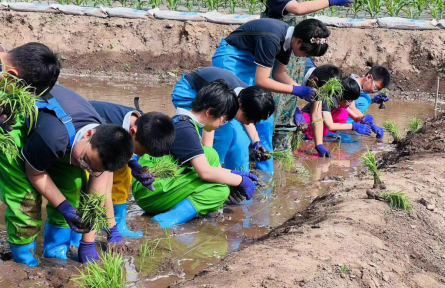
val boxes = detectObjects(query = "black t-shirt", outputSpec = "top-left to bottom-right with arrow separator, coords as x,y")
264,0 -> 294,19
225,18 -> 292,69
170,119 -> 204,165
184,67 -> 248,92
22,85 -> 104,172
89,101 -> 139,127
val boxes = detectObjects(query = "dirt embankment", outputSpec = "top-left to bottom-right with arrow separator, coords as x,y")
174,115 -> 445,288
1,11 -> 445,94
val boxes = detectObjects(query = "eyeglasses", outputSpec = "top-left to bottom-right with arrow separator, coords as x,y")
370,75 -> 379,93
79,140 -> 104,178
221,117 -> 229,126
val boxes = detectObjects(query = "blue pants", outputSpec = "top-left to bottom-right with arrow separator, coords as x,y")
212,39 -> 275,174
171,74 -> 197,110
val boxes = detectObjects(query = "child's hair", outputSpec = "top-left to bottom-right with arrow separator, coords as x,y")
8,42 -> 61,95
190,79 -> 238,121
239,86 -> 275,124
341,77 -> 361,101
366,66 -> 391,88
135,112 -> 175,157
311,64 -> 342,85
91,124 -> 134,172
292,19 -> 330,57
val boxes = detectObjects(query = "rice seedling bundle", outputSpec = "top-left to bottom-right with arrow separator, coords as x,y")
311,77 -> 343,109
407,116 -> 422,133
360,147 -> 381,185
266,150 -> 296,171
382,120 -> 401,142
78,192 -> 110,232
380,192 -> 412,210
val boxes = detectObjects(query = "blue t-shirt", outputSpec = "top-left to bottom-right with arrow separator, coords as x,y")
184,67 -> 248,92
225,18 -> 292,69
22,85 -> 105,172
170,119 -> 203,165
264,0 -> 294,19
89,101 -> 139,128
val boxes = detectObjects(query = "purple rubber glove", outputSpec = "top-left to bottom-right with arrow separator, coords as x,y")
127,159 -> 155,191
237,176 -> 257,200
252,141 -> 270,162
373,94 -> 389,104
352,122 -> 372,136
361,114 -> 374,125
56,200 -> 90,233
293,107 -> 306,126
292,86 -> 316,102
231,170 -> 259,182
78,241 -> 99,263
370,124 -> 384,139
315,144 -> 332,158
329,0 -> 353,6
107,225 -> 123,244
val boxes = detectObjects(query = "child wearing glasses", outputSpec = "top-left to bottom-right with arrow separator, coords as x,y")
89,101 -> 175,237
132,80 -> 261,228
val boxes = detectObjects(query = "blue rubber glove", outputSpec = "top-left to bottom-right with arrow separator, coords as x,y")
78,241 -> 99,263
293,107 -> 306,126
370,124 -> 384,139
56,200 -> 90,233
292,86 -> 316,102
252,141 -> 270,162
106,225 -> 129,253
315,144 -> 332,158
361,114 -> 374,125
373,94 -> 389,104
352,122 -> 372,136
127,159 -> 155,191
329,0 -> 353,6
107,225 -> 123,244
237,176 -> 257,200
231,170 -> 259,182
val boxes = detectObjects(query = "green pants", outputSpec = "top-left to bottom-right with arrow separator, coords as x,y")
0,114 -> 86,245
132,146 -> 229,216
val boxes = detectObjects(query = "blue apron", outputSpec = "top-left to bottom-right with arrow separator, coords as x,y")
171,74 -> 197,110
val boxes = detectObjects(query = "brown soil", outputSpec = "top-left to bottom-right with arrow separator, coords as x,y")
0,11 -> 444,94
173,116 -> 445,288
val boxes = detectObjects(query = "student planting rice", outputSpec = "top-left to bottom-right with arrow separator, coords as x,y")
132,80 -> 261,228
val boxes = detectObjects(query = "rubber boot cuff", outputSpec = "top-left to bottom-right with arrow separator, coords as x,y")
43,222 -> 70,260
10,241 -> 38,267
152,198 -> 197,228
114,203 -> 143,237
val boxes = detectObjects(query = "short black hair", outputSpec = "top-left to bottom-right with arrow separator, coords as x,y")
8,42 -> 61,95
135,112 -> 175,157
239,86 -> 275,124
366,66 -> 391,88
311,64 -> 343,85
292,19 -> 330,57
341,77 -> 361,101
91,124 -> 134,172
190,79 -> 238,121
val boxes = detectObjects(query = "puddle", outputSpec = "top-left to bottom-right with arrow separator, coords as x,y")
0,76 -> 440,287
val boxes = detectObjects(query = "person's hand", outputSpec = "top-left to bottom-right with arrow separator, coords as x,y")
106,225 -> 132,254
231,170 -> 259,182
370,124 -> 384,139
128,159 -> 155,191
252,141 -> 270,162
228,186 -> 245,203
293,107 -> 306,126
237,176 -> 258,200
373,94 -> 389,104
315,144 -> 332,158
0,106 -> 15,132
78,241 -> 99,263
329,0 -> 353,6
292,86 -> 316,102
56,200 -> 90,233
352,122 -> 372,136
361,114 -> 374,125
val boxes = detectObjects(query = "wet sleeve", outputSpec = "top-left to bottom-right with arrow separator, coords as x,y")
170,122 -> 204,165
254,38 -> 280,69
266,0 -> 294,18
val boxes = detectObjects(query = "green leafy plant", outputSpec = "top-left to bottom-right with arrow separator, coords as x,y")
311,77 -> 343,109
290,131 -> 303,151
246,0 -> 259,14
380,192 -> 412,210
79,192 -> 110,232
150,0 -> 162,8
0,134 -> 20,160
144,158 -> 180,179
185,0 -> 194,10
167,0 -> 178,10
347,0 -> 363,18
266,150 -> 295,171
228,0 -> 237,13
72,252 -> 127,288
385,0 -> 404,16
363,0 -> 384,18
429,0 -> 444,20
135,0 -> 145,10
163,228 -> 172,251
139,238 -> 160,270
407,116 -> 422,133
361,147 -> 381,186
340,264 -> 350,275
382,120 -> 402,142
119,0 -> 128,7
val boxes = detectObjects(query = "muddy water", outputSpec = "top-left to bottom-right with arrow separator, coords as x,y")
0,76 -> 439,287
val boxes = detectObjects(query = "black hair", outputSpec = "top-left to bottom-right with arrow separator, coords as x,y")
135,112 -> 175,157
341,77 -> 361,101
91,124 -> 134,172
239,86 -> 275,124
366,66 -> 391,88
8,42 -> 61,95
311,64 -> 343,85
292,19 -> 330,57
190,79 -> 238,121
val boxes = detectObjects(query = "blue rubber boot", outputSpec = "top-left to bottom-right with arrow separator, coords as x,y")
43,222 -> 70,260
114,203 -> 143,237
152,198 -> 197,228
10,241 -> 38,267
70,230 -> 82,249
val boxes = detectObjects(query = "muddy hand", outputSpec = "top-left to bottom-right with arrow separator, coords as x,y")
252,141 -> 270,162
229,186 -> 245,203
237,176 -> 256,200
128,159 -> 155,191
315,144 -> 332,158
56,200 -> 90,233
106,225 -> 133,254
0,106 -> 15,132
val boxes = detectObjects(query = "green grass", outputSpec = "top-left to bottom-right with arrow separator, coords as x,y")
163,228 -> 172,251
380,192 -> 412,210
360,147 -> 382,186
150,157 -> 180,178
78,192 -> 110,233
290,131 -> 303,151
407,116 -> 422,133
72,252 -> 127,288
0,134 -> 21,160
139,238 -> 161,270
382,121 -> 402,142
311,77 -> 343,109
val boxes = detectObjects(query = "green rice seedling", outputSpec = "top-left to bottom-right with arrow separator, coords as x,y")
385,0 -> 404,17
346,0 -> 363,18
148,158 -> 180,178
135,0 -> 145,9
246,0 -> 259,14
379,192 -> 412,210
311,77 -> 343,109
185,0 -> 194,10
266,150 -> 295,171
402,1 -> 420,19
167,0 -> 178,10
73,0 -> 84,6
139,238 -> 160,270
360,147 -> 381,186
163,229 -> 172,251
340,264 -> 350,274
150,0 -> 162,8
228,0 -> 237,13
407,116 -> 422,133
78,192 -> 110,233
72,252 -> 127,288
382,120 -> 401,142
363,0 -> 384,18
429,0 -> 444,20
119,0 -> 128,7
0,134 -> 20,160
290,131 -> 303,151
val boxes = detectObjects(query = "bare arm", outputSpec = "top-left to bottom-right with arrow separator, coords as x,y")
347,101 -> 364,122
310,102 -> 324,146
190,155 -> 243,187
243,123 -> 260,144
103,172 -> 116,228
255,65 -> 295,94
272,61 -> 299,85
285,0 -> 330,15
201,130 -> 215,147
322,111 -> 353,131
